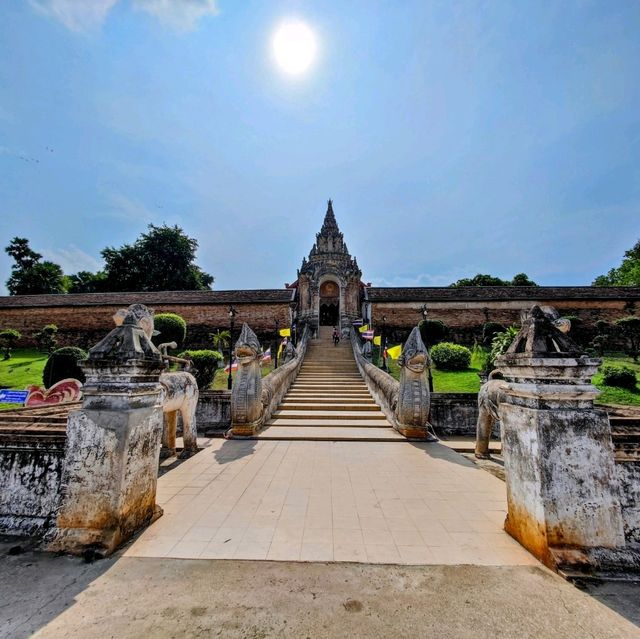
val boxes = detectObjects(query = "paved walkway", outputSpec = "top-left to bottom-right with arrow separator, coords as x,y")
125,438 -> 538,565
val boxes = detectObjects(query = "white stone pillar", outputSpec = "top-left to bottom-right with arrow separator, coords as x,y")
48,306 -> 165,556
497,306 -> 625,569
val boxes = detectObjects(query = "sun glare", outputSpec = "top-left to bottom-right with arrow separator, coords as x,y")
272,20 -> 317,76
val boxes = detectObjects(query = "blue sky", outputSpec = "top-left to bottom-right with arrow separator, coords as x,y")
1,0 -> 639,293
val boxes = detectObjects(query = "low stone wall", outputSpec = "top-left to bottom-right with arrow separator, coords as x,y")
430,393 -> 481,436
195,390 -> 231,434
0,435 -> 65,537
616,462 -> 640,547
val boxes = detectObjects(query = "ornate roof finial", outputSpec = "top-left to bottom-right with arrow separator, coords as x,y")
320,198 -> 339,235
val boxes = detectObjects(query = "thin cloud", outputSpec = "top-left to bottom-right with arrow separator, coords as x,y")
42,245 -> 102,274
29,0 -> 118,32
29,0 -> 218,32
133,0 -> 218,32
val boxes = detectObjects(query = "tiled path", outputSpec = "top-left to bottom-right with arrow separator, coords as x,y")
125,439 -> 538,566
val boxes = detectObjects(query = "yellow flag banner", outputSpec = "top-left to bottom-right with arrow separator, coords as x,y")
358,324 -> 369,333
373,335 -> 381,346
279,328 -> 291,337
386,344 -> 402,360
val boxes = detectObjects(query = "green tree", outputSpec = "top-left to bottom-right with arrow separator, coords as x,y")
210,329 -> 231,351
449,273 -> 537,287
511,273 -> 538,286
593,239 -> 640,286
67,270 -> 107,293
101,224 -> 213,292
418,319 -> 449,347
33,324 -> 58,353
5,237 -> 66,295
0,329 -> 21,360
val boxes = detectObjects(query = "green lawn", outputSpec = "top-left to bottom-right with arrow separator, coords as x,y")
592,355 -> 640,407
0,348 -> 48,410
2,348 -> 639,408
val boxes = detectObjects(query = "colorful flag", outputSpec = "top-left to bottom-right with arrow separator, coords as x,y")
279,328 -> 291,337
262,348 -> 272,363
278,338 -> 288,358
358,324 -> 369,333
386,344 -> 402,360
362,330 -> 374,340
223,359 -> 238,373
352,318 -> 364,327
373,335 -> 381,346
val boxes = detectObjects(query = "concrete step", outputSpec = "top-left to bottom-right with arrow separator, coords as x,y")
254,426 -> 404,441
266,418 -> 392,428
281,397 -> 374,404
278,403 -> 380,411
271,410 -> 388,420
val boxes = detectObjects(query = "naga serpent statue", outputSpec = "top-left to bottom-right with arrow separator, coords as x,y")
395,326 -> 435,440
230,323 -> 264,434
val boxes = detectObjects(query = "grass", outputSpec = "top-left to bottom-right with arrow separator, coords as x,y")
593,355 -> 640,407
2,348 -> 639,407
385,350 -> 482,394
0,348 -> 49,410
210,361 -> 274,390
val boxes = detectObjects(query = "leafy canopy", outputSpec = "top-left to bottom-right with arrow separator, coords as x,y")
5,237 -> 66,295
100,224 -> 214,292
450,272 -> 537,287
593,239 -> 640,286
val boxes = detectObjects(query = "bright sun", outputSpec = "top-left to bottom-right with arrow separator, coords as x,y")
272,20 -> 317,76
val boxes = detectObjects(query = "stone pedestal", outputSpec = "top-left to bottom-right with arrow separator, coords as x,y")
497,306 -> 626,569
48,305 -> 165,555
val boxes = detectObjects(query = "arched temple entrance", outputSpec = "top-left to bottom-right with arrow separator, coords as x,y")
319,280 -> 340,326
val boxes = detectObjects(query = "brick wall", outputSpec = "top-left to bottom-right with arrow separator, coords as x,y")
371,299 -> 637,345
0,303 -> 292,350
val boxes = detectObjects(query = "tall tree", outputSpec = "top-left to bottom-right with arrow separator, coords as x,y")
4,237 -> 66,295
450,273 -> 537,287
593,239 -> 640,286
101,224 -> 214,292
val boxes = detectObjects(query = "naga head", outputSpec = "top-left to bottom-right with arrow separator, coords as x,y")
398,326 -> 430,373
234,323 -> 263,362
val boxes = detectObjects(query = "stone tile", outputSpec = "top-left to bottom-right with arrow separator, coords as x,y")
361,528 -> 391,546
168,540 -> 208,559
397,546 -> 435,564
182,526 -> 218,542
300,542 -> 333,561
333,543 -> 367,562
365,544 -> 401,563
391,529 -> 424,546
303,528 -> 333,544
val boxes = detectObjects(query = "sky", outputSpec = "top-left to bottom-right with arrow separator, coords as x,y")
1,0 -> 639,294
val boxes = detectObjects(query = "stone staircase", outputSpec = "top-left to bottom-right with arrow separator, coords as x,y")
255,326 -> 403,441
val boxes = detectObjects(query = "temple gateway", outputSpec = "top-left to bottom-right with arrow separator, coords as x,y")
0,199 -> 639,348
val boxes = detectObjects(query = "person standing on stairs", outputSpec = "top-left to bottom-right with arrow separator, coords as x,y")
332,326 -> 340,346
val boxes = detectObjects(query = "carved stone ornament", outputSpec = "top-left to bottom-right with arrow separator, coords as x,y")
87,303 -> 162,364
282,340 -> 297,365
395,326 -> 432,438
231,323 -> 264,432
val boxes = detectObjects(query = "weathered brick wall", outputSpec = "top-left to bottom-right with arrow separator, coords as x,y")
0,303 -> 292,350
372,299 -> 637,345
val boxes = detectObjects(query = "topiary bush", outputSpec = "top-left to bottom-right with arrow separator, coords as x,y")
152,313 -> 187,348
430,342 -> 472,371
178,349 -> 223,389
601,365 -> 638,390
43,346 -> 87,387
0,328 -> 21,360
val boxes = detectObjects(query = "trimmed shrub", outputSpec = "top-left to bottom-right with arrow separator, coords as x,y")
430,342 -> 472,371
601,365 -> 638,390
0,328 -> 21,360
33,324 -> 58,353
153,313 -> 187,348
418,319 -> 449,347
178,349 -> 223,389
43,346 -> 87,387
